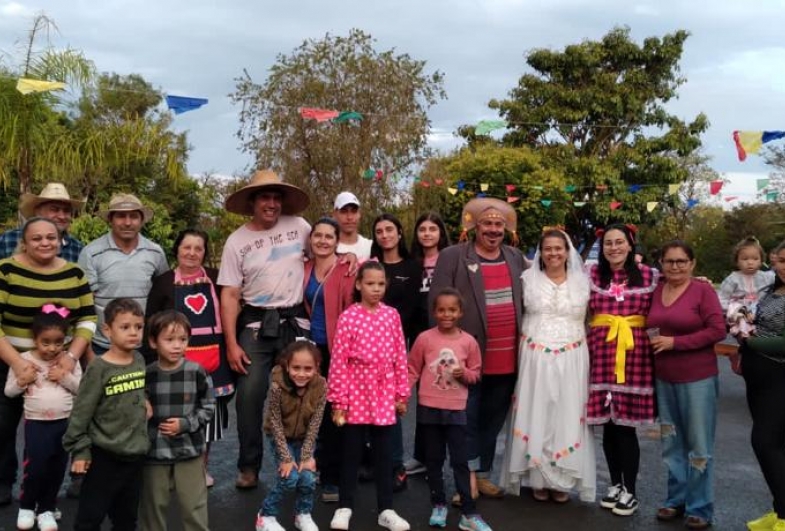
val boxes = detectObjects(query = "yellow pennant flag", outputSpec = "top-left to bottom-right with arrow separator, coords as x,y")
480,183 -> 489,192
16,78 -> 66,95
667,184 -> 680,195
646,201 -> 659,213
448,187 -> 458,195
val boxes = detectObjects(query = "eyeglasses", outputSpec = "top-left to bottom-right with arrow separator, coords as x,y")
662,259 -> 691,268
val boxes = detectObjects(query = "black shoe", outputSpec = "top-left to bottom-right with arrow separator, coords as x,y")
393,466 -> 408,493
66,476 -> 83,499
0,483 -> 11,506
612,488 -> 639,516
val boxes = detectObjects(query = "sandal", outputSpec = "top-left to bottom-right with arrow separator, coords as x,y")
656,506 -> 685,521
685,516 -> 711,529
532,489 -> 549,502
550,490 -> 570,503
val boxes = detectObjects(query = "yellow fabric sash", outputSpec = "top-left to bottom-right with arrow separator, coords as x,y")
590,314 -> 646,384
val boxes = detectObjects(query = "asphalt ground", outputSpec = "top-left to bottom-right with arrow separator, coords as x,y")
0,353 -> 769,530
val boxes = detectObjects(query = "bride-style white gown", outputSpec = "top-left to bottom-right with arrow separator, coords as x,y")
500,266 -> 596,502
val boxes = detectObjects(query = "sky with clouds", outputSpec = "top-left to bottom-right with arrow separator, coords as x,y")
2,0 -> 784,203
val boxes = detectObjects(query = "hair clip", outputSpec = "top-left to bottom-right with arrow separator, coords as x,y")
41,303 -> 70,318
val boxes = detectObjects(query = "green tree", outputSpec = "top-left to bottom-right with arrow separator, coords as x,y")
0,14 -> 94,196
230,29 -> 446,223
456,27 -> 708,253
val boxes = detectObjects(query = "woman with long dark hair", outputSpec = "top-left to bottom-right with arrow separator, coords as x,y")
587,224 -> 658,517
371,213 -> 422,492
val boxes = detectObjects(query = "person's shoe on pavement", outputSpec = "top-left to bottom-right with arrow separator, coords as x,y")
255,514 -> 285,531
16,509 -> 35,530
236,468 -> 259,489
378,509 -> 410,531
475,478 -> 503,498
600,483 -> 622,509
330,508 -> 352,530
611,488 -> 639,516
403,458 -> 426,476
320,484 -> 339,503
458,514 -> 493,531
294,512 -> 319,531
36,511 -> 58,531
429,505 -> 448,528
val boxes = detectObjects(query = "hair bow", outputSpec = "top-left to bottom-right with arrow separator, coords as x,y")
41,303 -> 70,318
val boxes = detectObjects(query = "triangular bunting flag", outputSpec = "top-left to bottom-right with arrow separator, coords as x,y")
540,200 -> 552,208
363,169 -> 375,179
596,185 -> 608,192
709,180 -> 723,195
456,180 -> 465,190
477,192 -> 486,198
300,107 -> 340,122
573,202 -> 586,207
475,119 -> 509,135
610,201 -> 622,210
724,196 -> 739,202
646,201 -> 658,212
757,179 -> 770,191
420,181 -> 430,188
668,184 -> 680,195
506,184 -> 516,193
628,184 -> 642,193
565,185 -> 577,193
480,183 -> 489,192
507,196 -> 520,203
533,185 -> 544,191
435,178 -> 444,185
16,78 -> 66,95
332,111 -> 363,123
165,95 -> 209,114
767,191 -> 778,202
448,187 -> 458,195
686,199 -> 700,209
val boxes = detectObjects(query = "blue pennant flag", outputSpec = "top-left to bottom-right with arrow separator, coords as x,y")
165,95 -> 209,114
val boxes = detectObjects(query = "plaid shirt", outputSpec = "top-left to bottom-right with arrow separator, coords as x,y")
587,264 -> 659,427
0,228 -> 84,262
145,360 -> 215,463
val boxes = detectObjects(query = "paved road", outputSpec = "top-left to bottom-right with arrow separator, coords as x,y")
0,358 -> 767,530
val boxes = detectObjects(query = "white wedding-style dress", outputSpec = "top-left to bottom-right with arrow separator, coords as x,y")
500,255 -> 596,502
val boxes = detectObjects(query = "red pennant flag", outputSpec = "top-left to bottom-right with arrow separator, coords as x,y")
375,170 -> 383,180
506,184 -> 516,193
610,201 -> 622,210
724,196 -> 739,202
420,181 -> 430,188
435,178 -> 444,185
300,107 -> 340,122
596,185 -> 608,192
507,196 -> 520,203
709,180 -> 723,195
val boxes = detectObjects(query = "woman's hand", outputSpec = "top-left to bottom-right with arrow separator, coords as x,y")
395,401 -> 407,416
299,458 -> 317,473
47,363 -> 68,383
279,460 -> 296,478
13,360 -> 40,388
650,335 -> 675,354
332,409 -> 346,426
339,253 -> 359,275
71,459 -> 90,474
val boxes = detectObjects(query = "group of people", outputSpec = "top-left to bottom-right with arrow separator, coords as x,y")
0,171 -> 783,531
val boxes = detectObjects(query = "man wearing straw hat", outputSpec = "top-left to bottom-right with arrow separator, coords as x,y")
429,197 -> 527,502
0,182 -> 85,262
78,193 -> 168,357
218,169 -> 313,490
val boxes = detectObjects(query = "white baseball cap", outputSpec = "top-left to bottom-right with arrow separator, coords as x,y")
334,191 -> 361,210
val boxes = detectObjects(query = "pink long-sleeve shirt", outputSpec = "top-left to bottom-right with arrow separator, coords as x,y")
4,351 -> 82,420
408,328 -> 481,411
327,303 -> 410,425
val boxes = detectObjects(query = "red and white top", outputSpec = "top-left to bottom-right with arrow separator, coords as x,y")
327,303 -> 410,426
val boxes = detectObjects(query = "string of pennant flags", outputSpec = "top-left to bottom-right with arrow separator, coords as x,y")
15,77 -> 785,174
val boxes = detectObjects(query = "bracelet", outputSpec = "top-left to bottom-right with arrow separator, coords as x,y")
65,351 -> 78,361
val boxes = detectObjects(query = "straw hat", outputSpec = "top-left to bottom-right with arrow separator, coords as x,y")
225,170 -> 310,216
460,197 -> 519,245
99,193 -> 154,222
19,183 -> 85,218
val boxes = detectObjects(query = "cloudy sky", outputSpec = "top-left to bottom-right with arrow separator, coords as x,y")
2,0 -> 784,202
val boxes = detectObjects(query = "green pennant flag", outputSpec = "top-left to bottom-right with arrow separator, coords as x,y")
767,191 -> 779,202
565,185 -> 577,193
541,200 -> 552,208
333,111 -> 363,123
363,169 -> 375,179
533,185 -> 544,191
757,178 -> 770,191
573,201 -> 586,207
475,119 -> 509,135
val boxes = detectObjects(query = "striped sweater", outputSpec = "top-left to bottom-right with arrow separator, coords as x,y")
0,258 -> 97,353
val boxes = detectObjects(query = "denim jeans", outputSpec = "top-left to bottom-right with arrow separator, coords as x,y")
656,376 -> 718,522
235,327 -> 276,472
261,439 -> 316,517
466,373 -> 517,473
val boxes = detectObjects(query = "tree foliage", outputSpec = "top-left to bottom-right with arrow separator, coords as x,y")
231,29 -> 446,225
446,27 -> 708,252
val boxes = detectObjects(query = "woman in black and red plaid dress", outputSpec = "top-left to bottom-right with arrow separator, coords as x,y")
587,224 -> 659,517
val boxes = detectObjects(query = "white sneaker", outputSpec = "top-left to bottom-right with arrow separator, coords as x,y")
255,514 -> 286,531
17,509 -> 36,530
330,508 -> 352,530
295,513 -> 319,531
378,509 -> 410,531
37,511 -> 59,531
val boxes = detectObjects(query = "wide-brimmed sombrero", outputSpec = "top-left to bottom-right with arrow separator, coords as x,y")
19,183 -> 85,218
225,170 -> 310,216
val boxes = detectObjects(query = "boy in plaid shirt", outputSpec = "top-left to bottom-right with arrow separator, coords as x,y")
140,310 -> 215,531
